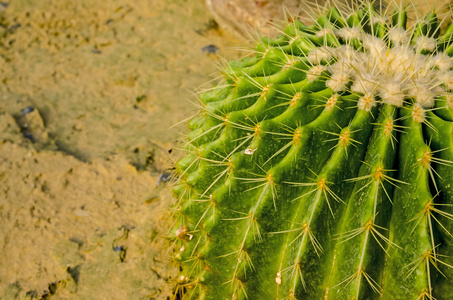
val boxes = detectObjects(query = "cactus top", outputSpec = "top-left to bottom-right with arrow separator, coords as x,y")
321,36 -> 445,108
301,9 -> 453,110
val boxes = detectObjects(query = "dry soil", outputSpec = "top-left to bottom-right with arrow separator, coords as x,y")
0,0 -> 241,299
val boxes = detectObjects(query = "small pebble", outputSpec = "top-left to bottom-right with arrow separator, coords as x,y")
23,132 -> 34,142
92,49 -> 101,54
113,246 -> 125,252
21,106 -> 34,116
157,173 -> 172,186
10,23 -> 20,30
201,44 -> 219,54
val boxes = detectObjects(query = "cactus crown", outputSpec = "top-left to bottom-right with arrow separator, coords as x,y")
171,1 -> 453,299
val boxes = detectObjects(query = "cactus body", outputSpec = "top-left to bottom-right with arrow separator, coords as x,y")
172,2 -> 453,299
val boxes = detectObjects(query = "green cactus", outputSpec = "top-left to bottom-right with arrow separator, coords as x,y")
171,1 -> 453,299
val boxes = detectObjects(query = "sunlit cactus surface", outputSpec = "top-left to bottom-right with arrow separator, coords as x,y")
171,1 -> 453,299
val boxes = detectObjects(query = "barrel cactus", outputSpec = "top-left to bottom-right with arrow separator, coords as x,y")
171,1 -> 453,299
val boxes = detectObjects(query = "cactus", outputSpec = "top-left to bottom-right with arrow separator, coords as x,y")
171,1 -> 453,299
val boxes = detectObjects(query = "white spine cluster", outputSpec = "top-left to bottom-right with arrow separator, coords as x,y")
305,21 -> 453,109
431,53 -> 452,71
308,46 -> 334,64
414,35 -> 437,52
388,27 -> 408,45
336,27 -> 361,40
307,65 -> 326,82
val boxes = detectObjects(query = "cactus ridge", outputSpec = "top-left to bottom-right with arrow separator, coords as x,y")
171,1 -> 453,299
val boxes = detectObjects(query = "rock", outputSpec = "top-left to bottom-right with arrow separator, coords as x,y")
17,107 -> 49,144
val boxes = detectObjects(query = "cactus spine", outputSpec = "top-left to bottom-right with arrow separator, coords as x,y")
171,1 -> 453,299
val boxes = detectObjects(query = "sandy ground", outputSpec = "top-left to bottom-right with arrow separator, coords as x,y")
0,0 -> 241,299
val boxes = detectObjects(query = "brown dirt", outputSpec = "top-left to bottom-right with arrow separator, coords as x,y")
0,0 -> 242,299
